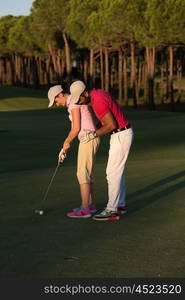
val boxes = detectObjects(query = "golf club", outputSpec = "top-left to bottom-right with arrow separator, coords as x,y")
35,160 -> 61,215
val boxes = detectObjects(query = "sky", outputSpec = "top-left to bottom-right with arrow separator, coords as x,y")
0,0 -> 34,17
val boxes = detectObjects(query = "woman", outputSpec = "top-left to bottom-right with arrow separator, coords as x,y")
48,83 -> 100,218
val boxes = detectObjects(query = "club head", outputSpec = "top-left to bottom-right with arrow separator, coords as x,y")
35,209 -> 44,215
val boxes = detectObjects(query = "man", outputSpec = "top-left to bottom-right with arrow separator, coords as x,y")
70,80 -> 133,221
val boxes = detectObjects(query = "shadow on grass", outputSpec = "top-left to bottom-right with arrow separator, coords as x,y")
128,170 -> 185,198
128,170 -> 185,214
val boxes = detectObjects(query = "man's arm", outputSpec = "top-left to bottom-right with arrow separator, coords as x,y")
79,111 -> 117,144
96,121 -> 102,129
95,112 -> 117,136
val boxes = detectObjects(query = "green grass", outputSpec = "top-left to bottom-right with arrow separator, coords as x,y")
0,86 -> 185,278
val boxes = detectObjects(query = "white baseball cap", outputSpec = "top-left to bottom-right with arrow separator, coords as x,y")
70,81 -> 86,104
48,85 -> 63,107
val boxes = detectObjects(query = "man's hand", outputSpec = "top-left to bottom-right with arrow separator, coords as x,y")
80,131 -> 97,143
58,148 -> 66,163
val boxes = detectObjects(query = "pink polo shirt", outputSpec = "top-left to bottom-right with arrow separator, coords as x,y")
90,89 -> 129,128
67,96 -> 96,140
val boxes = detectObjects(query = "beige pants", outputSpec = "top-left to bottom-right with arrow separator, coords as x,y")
77,137 -> 100,184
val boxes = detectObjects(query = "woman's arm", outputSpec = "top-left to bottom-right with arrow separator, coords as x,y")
63,108 -> 81,152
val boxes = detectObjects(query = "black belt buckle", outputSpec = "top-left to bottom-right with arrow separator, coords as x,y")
111,124 -> 131,135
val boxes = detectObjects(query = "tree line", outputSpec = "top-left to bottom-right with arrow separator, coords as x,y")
0,0 -> 185,111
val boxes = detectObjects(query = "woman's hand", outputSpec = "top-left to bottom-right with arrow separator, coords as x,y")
58,148 -> 66,163
63,140 -> 71,153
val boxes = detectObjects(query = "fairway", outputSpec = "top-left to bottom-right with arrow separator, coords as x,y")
0,86 -> 185,278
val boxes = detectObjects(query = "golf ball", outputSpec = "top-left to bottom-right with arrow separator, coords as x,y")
39,210 -> 44,215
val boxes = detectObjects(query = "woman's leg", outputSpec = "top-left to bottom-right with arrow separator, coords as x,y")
89,183 -> 94,206
77,138 -> 100,208
80,183 -> 91,208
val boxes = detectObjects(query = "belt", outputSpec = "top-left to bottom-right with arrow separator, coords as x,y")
110,123 -> 131,135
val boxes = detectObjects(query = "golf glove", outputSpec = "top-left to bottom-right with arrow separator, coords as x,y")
58,148 -> 66,163
80,131 -> 97,143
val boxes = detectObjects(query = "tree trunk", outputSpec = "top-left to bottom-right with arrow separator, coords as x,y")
21,56 -> 27,87
18,56 -> 22,85
46,56 -> 51,85
169,46 -> 175,111
36,56 -> 42,87
88,48 -> 94,89
110,59 -> 114,89
146,47 -> 155,110
17,55 -> 22,85
27,56 -> 31,85
31,56 -> 40,89
136,56 -> 141,104
62,31 -> 72,85
15,55 -> 19,85
6,57 -> 11,85
9,54 -> 15,85
166,51 -> 169,100
83,57 -> 88,83
37,57 -> 43,84
57,49 -> 63,80
104,47 -> 109,92
1,57 -> 7,84
6,58 -> 11,85
176,57 -> 182,103
100,48 -> 104,89
130,41 -> 137,108
160,51 -> 165,104
123,53 -> 128,106
118,49 -> 123,102
143,63 -> 147,105
0,58 -> 3,84
48,43 -> 60,82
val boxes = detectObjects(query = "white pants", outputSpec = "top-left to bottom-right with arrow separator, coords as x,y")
106,128 -> 133,211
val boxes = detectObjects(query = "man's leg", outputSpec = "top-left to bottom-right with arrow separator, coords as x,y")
117,172 -> 126,207
106,128 -> 133,211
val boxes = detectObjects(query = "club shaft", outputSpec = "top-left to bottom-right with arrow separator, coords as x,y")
41,162 -> 60,204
